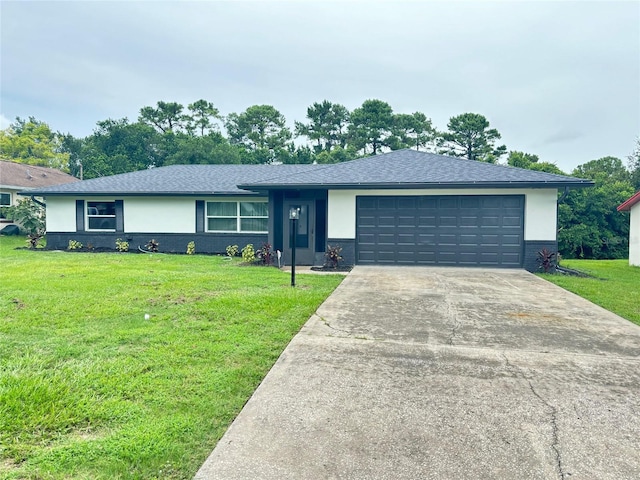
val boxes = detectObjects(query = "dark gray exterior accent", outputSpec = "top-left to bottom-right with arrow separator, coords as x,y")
44,232 -> 267,254
115,200 -> 124,232
327,238 -> 356,267
195,201 -> 205,233
356,195 -> 524,268
75,200 -> 84,231
523,240 -> 558,273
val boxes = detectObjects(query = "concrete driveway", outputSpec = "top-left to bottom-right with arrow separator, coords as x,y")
196,267 -> 640,480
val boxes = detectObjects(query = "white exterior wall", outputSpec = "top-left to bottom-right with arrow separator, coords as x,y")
46,197 -> 78,232
327,188 -> 558,241
629,204 -> 640,266
125,197 -> 196,233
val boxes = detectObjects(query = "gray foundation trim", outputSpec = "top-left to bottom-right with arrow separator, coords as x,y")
524,240 -> 557,273
327,238 -> 355,267
44,232 -> 267,254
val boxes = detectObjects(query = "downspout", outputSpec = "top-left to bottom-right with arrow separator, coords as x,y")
557,186 -> 569,204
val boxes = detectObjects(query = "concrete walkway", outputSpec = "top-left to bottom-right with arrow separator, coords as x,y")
195,266 -> 640,479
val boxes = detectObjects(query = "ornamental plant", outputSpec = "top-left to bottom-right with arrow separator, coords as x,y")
241,244 -> 256,264
226,244 -> 239,257
257,243 -> 273,266
186,241 -> 196,255
324,244 -> 343,269
115,238 -> 129,252
67,240 -> 83,250
145,239 -> 159,253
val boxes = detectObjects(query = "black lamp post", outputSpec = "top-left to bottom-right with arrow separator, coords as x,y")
289,207 -> 299,287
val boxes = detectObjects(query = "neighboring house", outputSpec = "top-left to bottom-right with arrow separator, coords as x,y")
24,150 -> 592,271
617,191 -> 640,266
1,160 -> 78,230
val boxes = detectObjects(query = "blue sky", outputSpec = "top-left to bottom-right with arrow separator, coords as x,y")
1,0 -> 638,172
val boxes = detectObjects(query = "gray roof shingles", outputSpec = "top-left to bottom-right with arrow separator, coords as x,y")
25,164 -> 317,196
25,150 -> 592,196
241,150 -> 593,189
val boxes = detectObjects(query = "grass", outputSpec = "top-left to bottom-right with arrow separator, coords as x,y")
539,259 -> 640,326
0,235 -> 344,479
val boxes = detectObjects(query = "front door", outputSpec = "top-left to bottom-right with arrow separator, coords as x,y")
284,201 -> 315,265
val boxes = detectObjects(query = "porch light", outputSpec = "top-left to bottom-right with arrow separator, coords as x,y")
289,207 -> 299,220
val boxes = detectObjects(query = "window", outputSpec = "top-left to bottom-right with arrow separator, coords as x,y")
87,201 -> 116,230
206,201 -> 268,232
0,193 -> 10,219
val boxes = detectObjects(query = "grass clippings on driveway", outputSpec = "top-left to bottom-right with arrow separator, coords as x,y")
540,259 -> 640,326
0,236 -> 344,479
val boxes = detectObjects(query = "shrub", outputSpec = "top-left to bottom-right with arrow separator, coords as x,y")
186,241 -> 196,255
1,198 -> 45,235
257,243 -> 273,266
26,233 -> 44,249
537,248 -> 557,273
226,244 -> 239,257
145,239 -> 159,253
241,244 -> 256,264
68,240 -> 83,250
324,244 -> 343,269
115,238 -> 129,252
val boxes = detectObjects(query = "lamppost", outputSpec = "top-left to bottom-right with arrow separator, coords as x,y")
289,207 -> 299,287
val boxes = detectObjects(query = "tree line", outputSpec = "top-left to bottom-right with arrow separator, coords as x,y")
0,99 -> 638,261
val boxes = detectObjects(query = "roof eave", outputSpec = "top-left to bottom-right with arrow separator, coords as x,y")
238,181 -> 595,191
19,190 -> 265,197
617,191 -> 640,211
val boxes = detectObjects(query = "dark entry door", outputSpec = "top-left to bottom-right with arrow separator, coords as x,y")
284,201 -> 315,265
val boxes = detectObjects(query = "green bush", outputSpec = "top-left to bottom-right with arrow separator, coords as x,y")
67,240 -> 83,250
115,238 -> 129,252
0,198 -> 45,235
241,244 -> 256,264
186,241 -> 196,255
226,244 -> 239,257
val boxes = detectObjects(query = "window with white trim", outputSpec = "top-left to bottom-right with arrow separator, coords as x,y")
206,201 -> 268,233
0,193 -> 10,219
87,201 -> 116,230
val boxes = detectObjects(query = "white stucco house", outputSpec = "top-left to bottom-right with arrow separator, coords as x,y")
23,150 -> 593,271
618,191 -> 640,266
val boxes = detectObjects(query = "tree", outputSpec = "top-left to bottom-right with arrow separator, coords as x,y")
225,105 -> 292,163
139,101 -> 186,133
628,138 -> 640,190
186,99 -> 222,136
392,112 -> 435,151
80,119 -> 162,178
295,100 -> 350,152
163,132 -> 242,165
507,151 -> 539,168
438,113 -> 506,162
0,117 -> 70,171
348,99 -> 395,155
558,156 -> 634,259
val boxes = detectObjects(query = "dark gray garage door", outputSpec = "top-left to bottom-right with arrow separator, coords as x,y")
356,195 -> 524,267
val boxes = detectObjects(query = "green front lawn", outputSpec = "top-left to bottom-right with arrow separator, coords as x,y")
0,236 -> 343,479
540,259 -> 640,326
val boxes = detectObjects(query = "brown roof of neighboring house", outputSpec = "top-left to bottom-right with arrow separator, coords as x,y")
0,160 -> 78,189
617,191 -> 640,212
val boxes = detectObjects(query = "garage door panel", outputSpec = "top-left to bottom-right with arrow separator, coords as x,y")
356,195 -> 524,267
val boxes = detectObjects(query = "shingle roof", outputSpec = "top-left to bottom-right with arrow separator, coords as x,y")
24,150 -> 593,197
617,191 -> 640,211
24,164 -> 317,196
240,149 -> 593,190
1,160 -> 78,189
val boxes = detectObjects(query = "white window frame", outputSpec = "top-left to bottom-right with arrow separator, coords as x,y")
86,201 -> 117,231
206,200 -> 268,233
